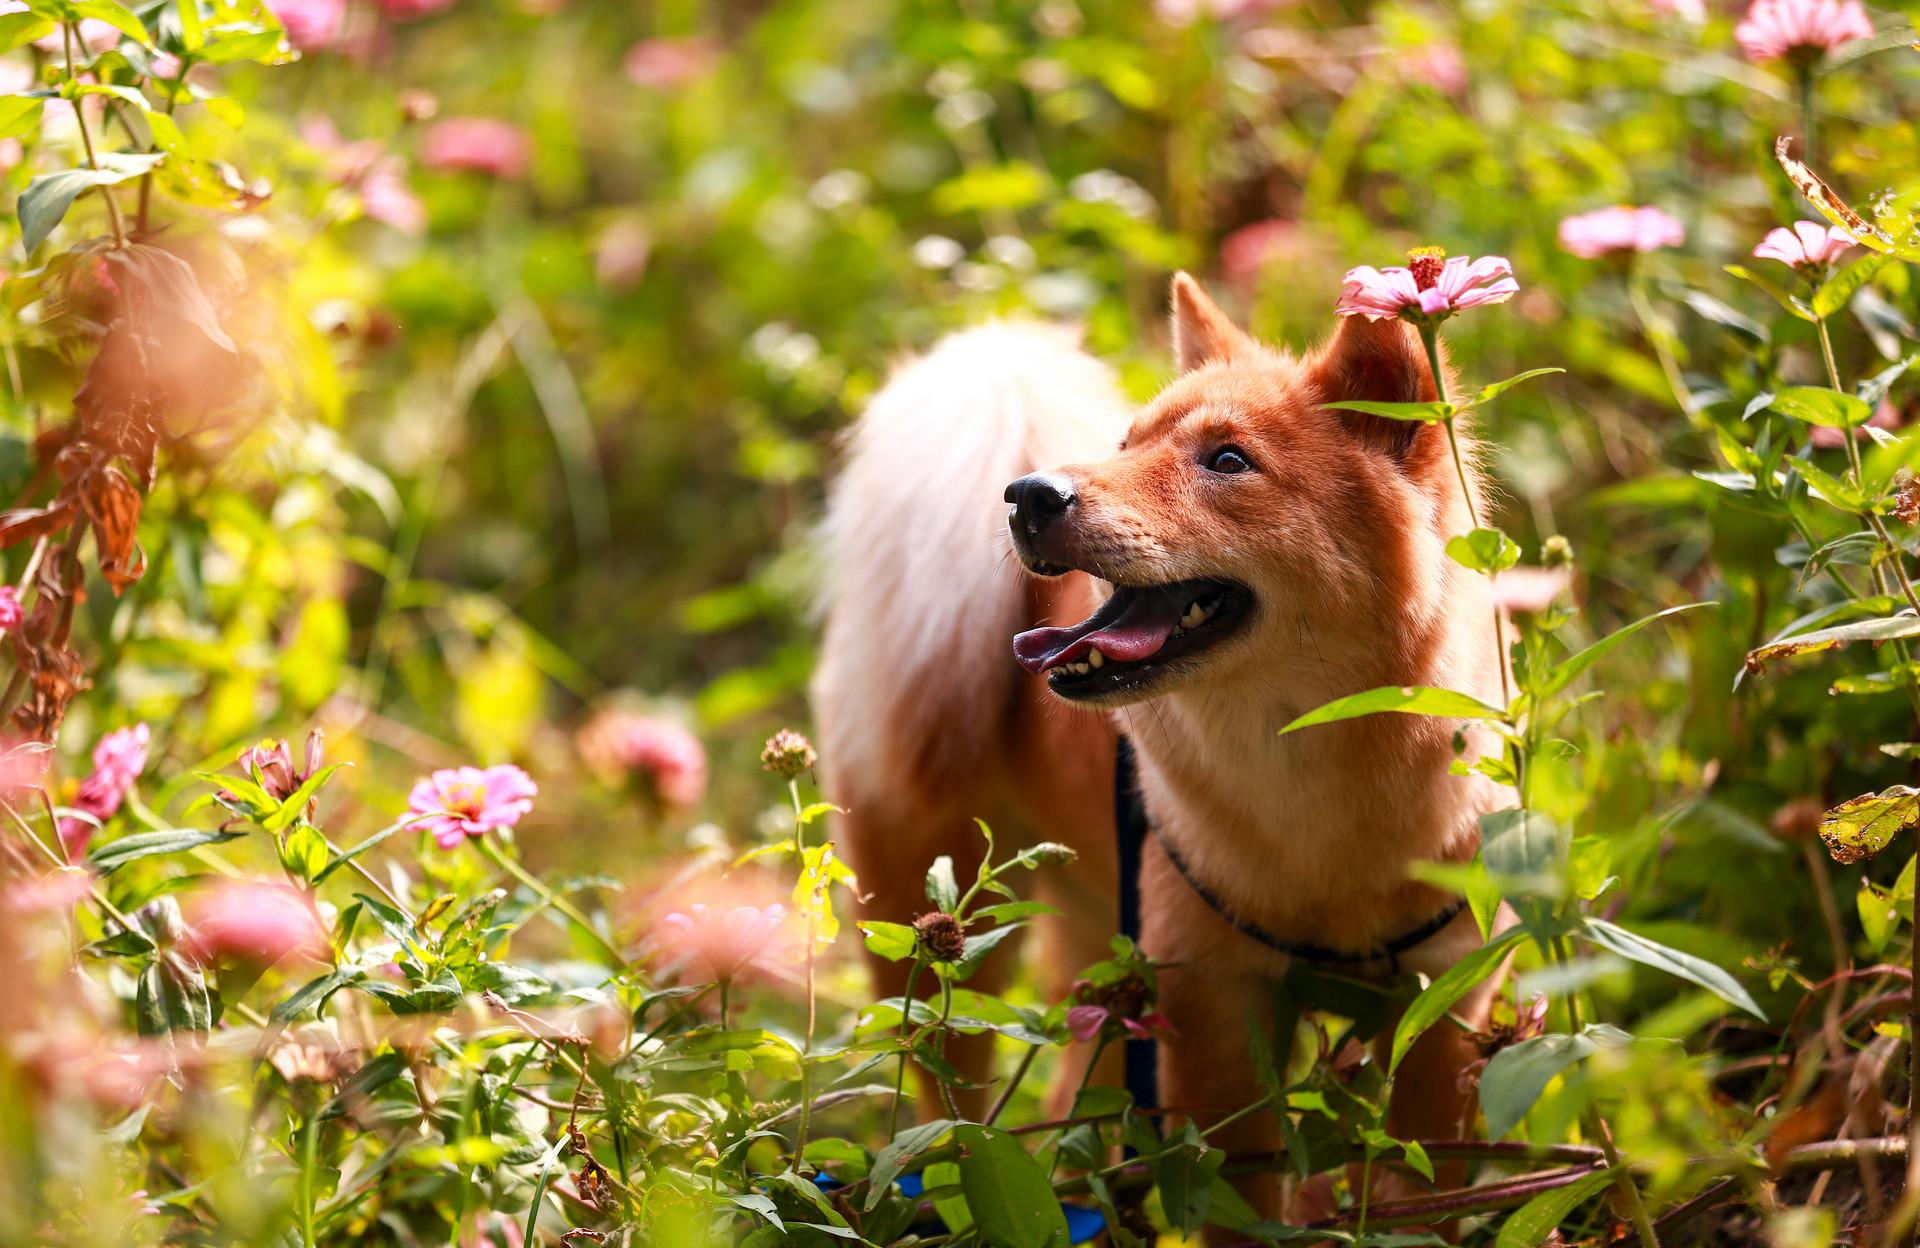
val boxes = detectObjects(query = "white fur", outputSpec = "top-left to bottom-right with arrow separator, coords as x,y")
812,323 -> 1131,800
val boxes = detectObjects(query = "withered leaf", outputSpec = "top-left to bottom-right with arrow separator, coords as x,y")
1820,786 -> 1920,865
1774,136 -> 1905,256
79,467 -> 145,595
1744,613 -> 1920,675
0,502 -> 77,549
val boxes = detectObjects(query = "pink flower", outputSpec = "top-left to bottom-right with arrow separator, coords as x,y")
657,903 -> 790,982
272,0 -> 347,50
1811,399 -> 1902,446
1734,0 -> 1872,60
1753,219 -> 1856,275
1491,566 -> 1572,614
1219,218 -> 1300,290
301,116 -> 426,234
408,764 -> 538,849
1066,1002 -> 1175,1043
623,37 -> 717,90
420,117 -> 532,179
374,0 -> 456,19
0,585 -> 20,632
1558,206 -> 1686,259
1336,248 -> 1519,324
184,882 -> 328,964
576,711 -> 707,810
1401,43 -> 1468,95
59,724 -> 150,857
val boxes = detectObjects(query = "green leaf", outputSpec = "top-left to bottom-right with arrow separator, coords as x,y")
1726,264 -> 1815,321
1858,354 -> 1919,409
1818,786 -> 1919,865
1324,398 -> 1456,424
1536,603 -> 1714,699
1280,685 -> 1507,735
1151,1132 -> 1224,1233
1769,386 -> 1873,430
69,0 -> 149,45
87,826 -> 244,873
925,856 -> 958,912
859,920 -> 918,962
1580,917 -> 1766,1019
1446,527 -> 1521,573
1859,882 -> 1900,952
278,823 -> 329,881
1390,925 -> 1528,1073
1494,1167 -> 1617,1248
1480,1025 -> 1633,1139
1788,456 -> 1869,512
1480,808 -> 1568,881
18,154 -> 163,253
797,801 -> 842,826
0,13 -> 56,51
865,1119 -> 954,1211
0,95 -> 43,141
136,955 -> 211,1035
1813,253 -> 1891,320
952,1124 -> 1071,1248
1475,368 -> 1565,404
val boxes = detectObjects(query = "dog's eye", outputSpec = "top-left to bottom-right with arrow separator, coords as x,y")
1205,446 -> 1253,475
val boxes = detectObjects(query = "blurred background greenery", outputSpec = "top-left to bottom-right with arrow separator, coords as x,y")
6,0 -> 1920,1138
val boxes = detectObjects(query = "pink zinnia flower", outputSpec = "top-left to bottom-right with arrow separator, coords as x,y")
1753,219 -> 1856,276
1811,399 -> 1902,447
576,711 -> 707,809
408,764 -> 538,849
1558,206 -> 1686,259
1065,973 -> 1174,1043
623,37 -> 717,90
420,117 -> 532,180
657,903 -> 790,982
59,724 -> 150,857
1336,248 -> 1519,324
0,585 -> 20,632
1734,0 -> 1872,61
1066,1002 -> 1175,1043
184,882 -> 328,964
272,0 -> 347,50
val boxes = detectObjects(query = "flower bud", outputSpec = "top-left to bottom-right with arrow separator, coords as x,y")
760,729 -> 817,780
1026,842 -> 1076,866
913,911 -> 966,963
1541,534 -> 1574,568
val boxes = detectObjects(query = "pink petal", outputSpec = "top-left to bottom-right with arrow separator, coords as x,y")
1066,1005 -> 1110,1042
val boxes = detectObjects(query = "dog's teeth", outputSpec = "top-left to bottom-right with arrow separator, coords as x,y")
1183,603 -> 1207,628
1088,648 -> 1105,669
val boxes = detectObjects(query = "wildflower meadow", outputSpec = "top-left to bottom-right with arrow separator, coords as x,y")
5,0 -> 1920,1244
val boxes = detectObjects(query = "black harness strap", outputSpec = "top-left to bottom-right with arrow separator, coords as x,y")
1112,736 -> 1469,1109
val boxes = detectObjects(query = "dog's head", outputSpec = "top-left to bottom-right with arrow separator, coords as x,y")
1008,273 -> 1469,707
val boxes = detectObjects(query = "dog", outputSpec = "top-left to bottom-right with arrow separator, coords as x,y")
812,274 -> 1505,1221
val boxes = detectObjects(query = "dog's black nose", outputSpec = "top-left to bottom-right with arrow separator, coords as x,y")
1004,472 -> 1077,534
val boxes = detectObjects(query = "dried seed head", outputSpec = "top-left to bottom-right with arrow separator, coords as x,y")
913,910 -> 967,963
760,728 -> 817,779
1893,473 -> 1920,526
1771,796 -> 1822,843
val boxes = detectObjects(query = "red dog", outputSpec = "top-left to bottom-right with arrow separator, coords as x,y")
814,275 -> 1504,1218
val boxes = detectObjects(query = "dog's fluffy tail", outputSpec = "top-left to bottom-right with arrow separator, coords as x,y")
813,322 -> 1131,806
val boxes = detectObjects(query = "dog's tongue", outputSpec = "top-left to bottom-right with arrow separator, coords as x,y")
1013,586 -> 1187,674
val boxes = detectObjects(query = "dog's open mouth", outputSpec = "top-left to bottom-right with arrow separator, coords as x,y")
1012,577 -> 1252,700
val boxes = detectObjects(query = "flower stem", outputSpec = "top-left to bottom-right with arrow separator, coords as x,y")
63,23 -> 126,249
888,958 -> 926,1137
473,835 -> 625,966
1421,325 -> 1512,706
1554,941 -> 1660,1246
790,777 -> 817,1162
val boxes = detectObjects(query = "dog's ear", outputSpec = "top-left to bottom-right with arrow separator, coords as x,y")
1309,315 -> 1444,465
1170,272 -> 1255,372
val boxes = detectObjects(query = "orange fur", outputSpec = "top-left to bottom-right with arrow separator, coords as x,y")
814,279 -> 1506,1208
